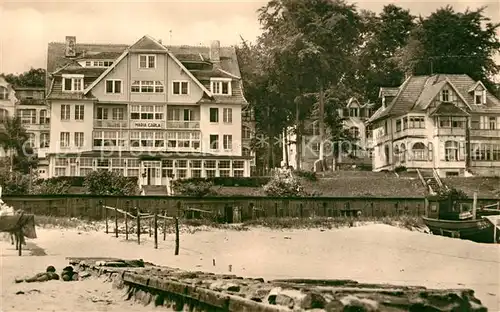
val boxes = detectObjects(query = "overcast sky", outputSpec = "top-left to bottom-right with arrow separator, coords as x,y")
0,0 -> 499,74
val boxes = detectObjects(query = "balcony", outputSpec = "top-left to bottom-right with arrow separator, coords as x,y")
393,128 -> 427,140
18,99 -> 45,106
434,127 -> 466,137
166,120 -> 200,129
470,128 -> 500,138
22,122 -> 50,131
94,119 -> 128,128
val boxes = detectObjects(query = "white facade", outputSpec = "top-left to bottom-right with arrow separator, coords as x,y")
282,98 -> 375,170
45,35 -> 252,187
369,74 -> 500,177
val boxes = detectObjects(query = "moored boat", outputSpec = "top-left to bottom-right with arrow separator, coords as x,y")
423,191 -> 500,243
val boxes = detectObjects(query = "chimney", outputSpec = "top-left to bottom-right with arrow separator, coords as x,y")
210,40 -> 220,62
65,36 -> 76,57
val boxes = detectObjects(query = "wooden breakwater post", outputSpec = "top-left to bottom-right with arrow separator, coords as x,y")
174,217 -> 179,255
103,201 -> 108,234
162,211 -> 167,241
154,208 -> 158,249
114,206 -> 119,238
136,207 -> 141,245
124,203 -> 129,240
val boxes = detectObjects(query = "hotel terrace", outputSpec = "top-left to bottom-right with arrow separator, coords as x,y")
368,74 -> 500,177
45,35 -> 254,188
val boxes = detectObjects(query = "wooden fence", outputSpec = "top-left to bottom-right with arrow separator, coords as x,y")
102,205 -> 180,255
2,194 -> 499,222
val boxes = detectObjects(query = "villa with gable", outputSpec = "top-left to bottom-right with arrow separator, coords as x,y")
45,35 -> 254,190
368,74 -> 500,177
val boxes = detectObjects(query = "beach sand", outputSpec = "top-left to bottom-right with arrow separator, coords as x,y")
1,224 -> 499,311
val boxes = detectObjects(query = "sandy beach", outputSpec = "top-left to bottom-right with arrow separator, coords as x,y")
1,224 -> 499,311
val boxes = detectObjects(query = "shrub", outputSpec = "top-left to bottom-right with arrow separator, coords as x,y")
31,179 -> 71,195
179,177 -> 270,187
83,171 -> 138,195
172,180 -> 218,197
394,166 -> 407,173
263,168 -> 309,197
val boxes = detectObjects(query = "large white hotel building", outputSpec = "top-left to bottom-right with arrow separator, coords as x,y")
44,35 -> 254,188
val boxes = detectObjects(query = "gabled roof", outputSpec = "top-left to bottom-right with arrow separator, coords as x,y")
429,103 -> 469,116
47,35 -> 246,103
368,74 -> 500,124
467,80 -> 487,93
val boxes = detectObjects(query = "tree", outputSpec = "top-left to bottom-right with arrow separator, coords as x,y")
397,6 -> 500,91
355,5 -> 416,103
83,170 -> 138,195
256,0 -> 364,170
1,68 -> 46,88
0,116 -> 38,174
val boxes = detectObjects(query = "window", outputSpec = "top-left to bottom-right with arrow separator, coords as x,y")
242,126 -> 252,139
219,160 -> 231,177
166,132 -> 200,150
112,108 -> 124,120
96,107 -> 108,120
242,147 -> 251,157
441,89 -> 449,102
474,90 -> 485,105
105,80 -> 122,93
61,105 -> 70,120
183,109 -> 193,121
409,117 -> 425,128
223,135 -> 232,150
492,145 -> 500,161
396,119 -> 402,132
60,132 -> 70,148
130,105 -> 164,120
74,132 -> 84,147
209,108 -> 219,123
349,108 -> 358,117
223,108 -> 232,123
211,79 -> 231,95
0,86 -> 8,100
94,131 -> 126,148
40,133 -> 49,148
412,142 -> 426,161
62,75 -> 84,92
39,109 -> 48,124
131,81 -> 164,93
172,81 -> 189,95
0,109 -> 9,123
19,109 -> 36,124
349,127 -> 360,139
129,131 -> 164,148
444,141 -> 459,161
75,105 -> 84,121
489,117 -> 496,130
209,134 -> 219,150
26,133 -> 35,148
139,54 -> 156,69
471,143 -> 492,161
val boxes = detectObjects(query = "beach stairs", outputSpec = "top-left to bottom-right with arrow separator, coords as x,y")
417,169 -> 444,194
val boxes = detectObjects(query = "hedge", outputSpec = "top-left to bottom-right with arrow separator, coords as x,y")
178,177 -> 270,187
40,176 -> 138,187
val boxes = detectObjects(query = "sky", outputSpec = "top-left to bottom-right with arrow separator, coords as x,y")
0,0 -> 499,75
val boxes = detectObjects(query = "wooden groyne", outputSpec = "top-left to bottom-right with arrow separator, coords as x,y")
69,257 -> 488,311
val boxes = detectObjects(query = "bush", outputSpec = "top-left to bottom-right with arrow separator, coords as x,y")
179,177 -> 270,187
263,168 -> 309,197
83,171 -> 138,195
394,166 -> 407,173
31,179 -> 71,195
172,180 -> 218,197
43,176 -> 86,187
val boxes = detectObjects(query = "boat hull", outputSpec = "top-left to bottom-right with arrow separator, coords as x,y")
422,217 -> 496,243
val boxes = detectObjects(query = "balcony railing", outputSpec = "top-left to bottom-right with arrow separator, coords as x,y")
166,120 -> 200,129
18,99 -> 45,105
434,127 -> 466,136
470,128 -> 500,138
94,119 -> 128,128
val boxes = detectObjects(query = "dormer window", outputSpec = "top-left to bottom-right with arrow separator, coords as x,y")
139,54 -> 156,69
211,78 -> 232,95
62,74 -> 84,92
474,90 -> 485,105
349,108 -> 358,117
83,60 -> 113,67
0,86 -> 8,100
441,89 -> 449,102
